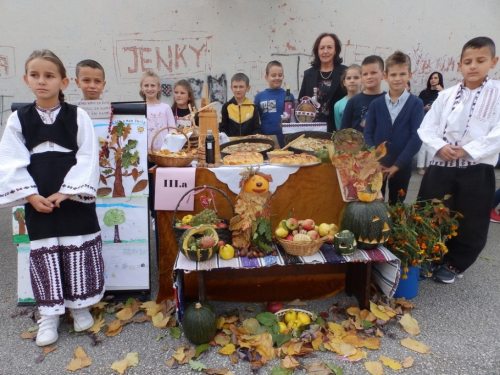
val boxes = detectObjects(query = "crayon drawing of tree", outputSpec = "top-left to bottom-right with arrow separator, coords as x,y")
103,208 -> 126,243
98,121 -> 148,198
13,207 -> 26,235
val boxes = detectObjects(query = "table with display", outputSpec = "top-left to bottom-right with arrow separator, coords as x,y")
154,164 -> 400,310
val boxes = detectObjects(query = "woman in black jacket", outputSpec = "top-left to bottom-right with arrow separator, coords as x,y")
299,32 -> 347,132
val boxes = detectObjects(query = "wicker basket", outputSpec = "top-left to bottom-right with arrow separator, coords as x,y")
275,308 -> 314,321
148,126 -> 195,167
172,186 -> 235,245
277,237 -> 327,257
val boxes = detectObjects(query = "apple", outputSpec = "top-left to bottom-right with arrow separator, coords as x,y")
302,219 -> 315,231
318,223 -> 331,237
329,223 -> 339,236
285,234 -> 294,241
307,230 -> 320,240
286,217 -> 299,231
217,240 -> 226,250
275,227 -> 289,238
217,222 -> 228,228
180,224 -> 192,229
267,301 -> 284,313
325,235 -> 334,244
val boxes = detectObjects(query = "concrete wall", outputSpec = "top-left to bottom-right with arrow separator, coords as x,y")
1,0 -> 499,128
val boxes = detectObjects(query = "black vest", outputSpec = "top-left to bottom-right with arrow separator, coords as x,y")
17,102 -> 78,152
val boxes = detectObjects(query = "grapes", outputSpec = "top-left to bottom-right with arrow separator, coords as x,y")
191,208 -> 221,226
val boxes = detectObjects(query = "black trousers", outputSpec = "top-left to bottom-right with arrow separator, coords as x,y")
417,164 -> 495,272
381,164 -> 412,205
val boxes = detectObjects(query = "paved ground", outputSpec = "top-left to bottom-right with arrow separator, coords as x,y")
0,170 -> 499,375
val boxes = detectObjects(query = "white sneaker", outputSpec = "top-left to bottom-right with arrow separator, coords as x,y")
70,308 -> 94,332
36,315 -> 60,346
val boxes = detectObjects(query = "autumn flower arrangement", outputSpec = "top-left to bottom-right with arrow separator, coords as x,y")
387,193 -> 460,278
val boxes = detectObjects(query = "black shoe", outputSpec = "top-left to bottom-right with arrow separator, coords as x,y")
433,263 -> 462,284
419,261 -> 441,279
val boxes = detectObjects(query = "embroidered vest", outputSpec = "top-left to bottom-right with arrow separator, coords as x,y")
17,102 -> 78,152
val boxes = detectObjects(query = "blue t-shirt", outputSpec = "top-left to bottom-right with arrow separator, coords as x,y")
340,92 -> 386,133
254,88 -> 295,147
333,96 -> 349,129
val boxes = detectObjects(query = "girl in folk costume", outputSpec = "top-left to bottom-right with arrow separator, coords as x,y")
0,50 -> 104,346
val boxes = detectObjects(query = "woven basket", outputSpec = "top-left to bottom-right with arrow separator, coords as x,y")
148,126 -> 194,167
172,186 -> 235,245
277,237 -> 327,257
275,308 -> 314,321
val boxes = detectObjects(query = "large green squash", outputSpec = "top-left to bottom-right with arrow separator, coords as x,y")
182,301 -> 217,345
179,225 -> 219,262
340,200 -> 392,250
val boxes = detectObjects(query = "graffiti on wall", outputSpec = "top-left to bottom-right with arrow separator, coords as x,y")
0,46 -> 15,79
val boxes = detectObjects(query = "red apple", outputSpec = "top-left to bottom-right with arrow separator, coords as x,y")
307,230 -> 320,240
285,217 -> 299,231
217,222 -> 228,228
267,301 -> 284,313
285,234 -> 294,241
217,240 -> 226,250
180,224 -> 192,229
302,219 -> 315,231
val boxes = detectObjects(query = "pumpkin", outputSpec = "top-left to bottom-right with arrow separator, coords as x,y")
179,225 -> 219,262
334,230 -> 357,255
243,174 -> 271,194
182,301 -> 217,345
340,200 -> 392,250
356,183 -> 378,203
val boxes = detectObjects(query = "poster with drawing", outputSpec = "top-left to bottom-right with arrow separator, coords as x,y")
12,206 -> 29,244
17,245 -> 35,304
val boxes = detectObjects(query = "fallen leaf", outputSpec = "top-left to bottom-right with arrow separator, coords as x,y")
242,318 -> 261,335
35,354 -> 45,363
365,361 -> 383,375
170,327 -> 181,338
402,357 -> 414,368
88,316 -> 106,334
400,338 -> 430,354
270,367 -> 293,375
110,359 -> 129,374
189,359 -> 207,371
370,302 -> 390,322
116,299 -> 140,320
339,342 -> 357,356
380,355 -> 402,370
286,298 -> 307,306
74,347 -> 87,358
43,346 -> 57,354
218,343 -> 236,355
66,347 -> 92,371
281,355 -> 300,369
195,343 -> 210,358
92,302 -> 108,310
105,320 -> 123,337
347,349 -> 367,362
125,352 -> 139,367
132,315 -> 152,323
204,368 -> 231,374
303,362 -> 333,374
214,333 -> 231,347
140,301 -> 163,317
152,312 -> 170,328
229,353 -> 239,365
21,332 -> 37,339
399,314 -> 420,335
346,307 -> 360,316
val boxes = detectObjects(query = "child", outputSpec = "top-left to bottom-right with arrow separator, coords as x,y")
140,70 -> 176,152
172,79 -> 198,126
340,55 -> 386,132
334,64 -> 362,129
140,70 -> 175,230
254,61 -> 293,147
0,50 -> 104,346
75,59 -> 106,100
364,51 -> 424,204
219,73 -> 260,137
418,36 -> 500,283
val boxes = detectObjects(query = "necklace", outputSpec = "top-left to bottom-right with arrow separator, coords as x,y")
319,70 -> 333,80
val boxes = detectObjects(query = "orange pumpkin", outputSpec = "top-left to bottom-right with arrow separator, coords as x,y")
243,174 -> 271,194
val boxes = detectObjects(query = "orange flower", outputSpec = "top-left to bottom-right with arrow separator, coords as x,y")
401,274 -> 408,280
398,189 -> 405,196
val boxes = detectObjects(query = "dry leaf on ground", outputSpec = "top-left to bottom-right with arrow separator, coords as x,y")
43,346 -> 57,354
110,352 -> 139,374
66,346 -> 92,371
370,302 -> 390,322
152,312 -> 170,328
286,298 -> 308,306
140,301 -> 162,317
115,299 -> 140,320
399,314 -> 420,335
21,332 -> 37,339
88,316 -> 106,333
402,357 -> 414,368
282,355 -> 300,369
219,343 -> 236,355
380,355 -> 402,370
400,337 -> 430,354
365,361 -> 383,375
105,320 -> 123,337
303,362 -> 333,374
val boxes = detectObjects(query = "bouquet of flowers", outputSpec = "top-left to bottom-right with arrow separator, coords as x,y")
387,193 -> 460,278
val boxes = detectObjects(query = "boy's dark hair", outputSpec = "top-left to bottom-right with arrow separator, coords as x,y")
76,59 -> 105,79
231,73 -> 250,86
385,51 -> 411,72
310,33 -> 343,68
461,36 -> 496,59
265,61 -> 283,75
361,55 -> 384,71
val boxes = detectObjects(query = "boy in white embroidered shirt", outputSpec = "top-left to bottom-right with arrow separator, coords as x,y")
417,36 -> 500,284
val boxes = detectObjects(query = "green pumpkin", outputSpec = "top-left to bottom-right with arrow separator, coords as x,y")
179,225 -> 219,262
334,230 -> 357,255
182,302 -> 217,345
340,200 -> 392,250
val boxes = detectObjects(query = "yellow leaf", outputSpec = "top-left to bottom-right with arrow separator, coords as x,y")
311,335 -> 324,351
88,316 -> 106,334
402,357 -> 414,368
43,346 -> 57,354
339,342 -> 357,356
380,355 -> 403,370
365,361 -> 384,375
125,352 -> 139,367
399,314 -> 421,335
342,334 -> 364,347
214,333 -> 231,347
152,312 -> 170,328
400,338 -> 430,354
327,322 -> 346,337
140,301 -> 163,317
92,302 -> 108,310
219,343 -> 236,355
21,332 -> 36,339
217,317 -> 226,330
281,355 -> 300,369
359,310 -> 376,322
370,301 -> 390,322
66,347 -> 92,371
346,306 -> 360,316
347,349 -> 367,362
74,346 -> 88,358
116,300 -> 140,320
286,341 -> 303,356
375,328 -> 384,337
363,337 -> 381,350
110,359 -> 129,374
105,320 -> 123,337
